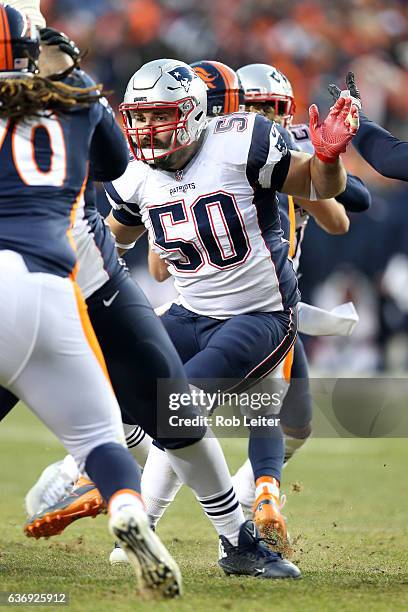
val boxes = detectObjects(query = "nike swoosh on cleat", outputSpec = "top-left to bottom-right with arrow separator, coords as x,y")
254,568 -> 266,574
103,290 -> 120,307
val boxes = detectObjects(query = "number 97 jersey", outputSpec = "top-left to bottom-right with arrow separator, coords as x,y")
106,112 -> 300,319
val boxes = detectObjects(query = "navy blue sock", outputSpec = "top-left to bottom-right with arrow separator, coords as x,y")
85,442 -> 141,503
248,424 -> 284,482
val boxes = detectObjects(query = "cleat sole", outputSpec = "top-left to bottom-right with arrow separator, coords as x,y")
110,511 -> 182,599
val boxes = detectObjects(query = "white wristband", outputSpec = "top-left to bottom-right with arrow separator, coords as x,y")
115,241 -> 136,251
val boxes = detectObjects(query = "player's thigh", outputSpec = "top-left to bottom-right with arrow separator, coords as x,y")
86,277 -> 194,427
10,274 -> 124,468
0,251 -> 44,386
279,336 -> 312,431
184,309 -> 296,388
160,303 -> 200,363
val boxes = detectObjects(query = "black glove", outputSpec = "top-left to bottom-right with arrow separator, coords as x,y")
328,72 -> 362,108
39,27 -> 81,64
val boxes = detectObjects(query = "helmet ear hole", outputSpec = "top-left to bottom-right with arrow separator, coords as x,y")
195,110 -> 204,122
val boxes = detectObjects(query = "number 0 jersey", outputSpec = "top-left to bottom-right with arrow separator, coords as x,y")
0,102 -> 115,278
107,112 -> 300,319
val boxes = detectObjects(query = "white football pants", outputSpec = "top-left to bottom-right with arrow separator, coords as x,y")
0,250 -> 125,471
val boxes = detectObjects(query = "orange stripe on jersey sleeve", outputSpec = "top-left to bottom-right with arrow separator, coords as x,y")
287,195 -> 296,258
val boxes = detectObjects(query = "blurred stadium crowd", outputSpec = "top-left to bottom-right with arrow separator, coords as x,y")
44,0 -> 408,373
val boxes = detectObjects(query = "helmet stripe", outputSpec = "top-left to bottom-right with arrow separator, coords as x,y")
217,62 -> 234,114
0,7 -> 13,71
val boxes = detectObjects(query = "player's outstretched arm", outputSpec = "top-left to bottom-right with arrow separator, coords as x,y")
351,114 -> 408,181
329,72 -> 408,182
293,197 -> 350,235
281,96 -> 358,199
336,174 -> 371,213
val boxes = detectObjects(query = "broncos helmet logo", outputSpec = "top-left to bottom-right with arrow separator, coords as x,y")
192,66 -> 217,90
167,66 -> 195,92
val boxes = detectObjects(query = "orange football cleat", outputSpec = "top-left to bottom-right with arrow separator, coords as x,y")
24,477 -> 106,539
253,478 -> 289,554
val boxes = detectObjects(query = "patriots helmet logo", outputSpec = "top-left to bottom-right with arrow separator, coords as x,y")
168,66 -> 195,92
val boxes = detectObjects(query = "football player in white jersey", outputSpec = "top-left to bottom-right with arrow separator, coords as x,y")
104,58 -> 358,574
231,63 -> 371,513
127,60 -> 362,555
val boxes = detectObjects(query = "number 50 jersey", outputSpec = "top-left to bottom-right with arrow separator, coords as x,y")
106,112 -> 300,319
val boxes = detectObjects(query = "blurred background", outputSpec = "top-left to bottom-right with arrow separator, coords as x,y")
44,0 -> 408,373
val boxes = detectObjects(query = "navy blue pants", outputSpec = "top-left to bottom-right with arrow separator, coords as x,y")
161,304 -> 297,393
279,336 -> 312,434
0,274 -> 205,449
160,303 -> 297,481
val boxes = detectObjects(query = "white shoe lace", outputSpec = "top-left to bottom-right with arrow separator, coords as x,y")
40,474 -> 73,511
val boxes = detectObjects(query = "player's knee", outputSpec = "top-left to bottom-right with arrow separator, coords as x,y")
282,422 -> 312,439
156,428 -> 207,450
62,425 -> 126,473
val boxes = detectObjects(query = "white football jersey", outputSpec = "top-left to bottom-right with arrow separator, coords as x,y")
106,112 -> 299,319
287,123 -> 314,273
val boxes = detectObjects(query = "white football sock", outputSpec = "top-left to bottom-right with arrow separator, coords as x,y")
108,490 -> 145,516
123,424 -> 152,467
254,476 -> 280,502
232,458 -> 255,508
167,434 -> 244,546
141,444 -> 182,527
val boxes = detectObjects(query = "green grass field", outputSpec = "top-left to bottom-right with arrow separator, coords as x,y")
0,404 -> 407,611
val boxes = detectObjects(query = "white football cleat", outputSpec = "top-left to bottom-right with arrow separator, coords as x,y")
109,505 -> 182,598
25,455 -> 80,517
109,542 -> 129,565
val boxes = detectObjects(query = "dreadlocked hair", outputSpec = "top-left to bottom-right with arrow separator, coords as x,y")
0,75 -> 106,122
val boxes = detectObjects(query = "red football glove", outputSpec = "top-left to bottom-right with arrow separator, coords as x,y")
309,96 -> 359,163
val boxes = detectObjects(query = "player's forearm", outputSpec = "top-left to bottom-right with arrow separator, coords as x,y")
106,212 -> 145,255
90,114 -> 128,182
352,113 -> 408,181
335,173 -> 371,212
294,197 -> 349,235
148,249 -> 171,282
310,155 -> 347,199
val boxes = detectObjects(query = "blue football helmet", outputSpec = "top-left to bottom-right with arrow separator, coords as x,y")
0,5 -> 39,76
191,60 -> 245,117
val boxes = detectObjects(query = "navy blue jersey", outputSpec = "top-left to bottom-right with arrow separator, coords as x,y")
0,102 -> 110,276
352,112 -> 408,182
62,69 -> 129,295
